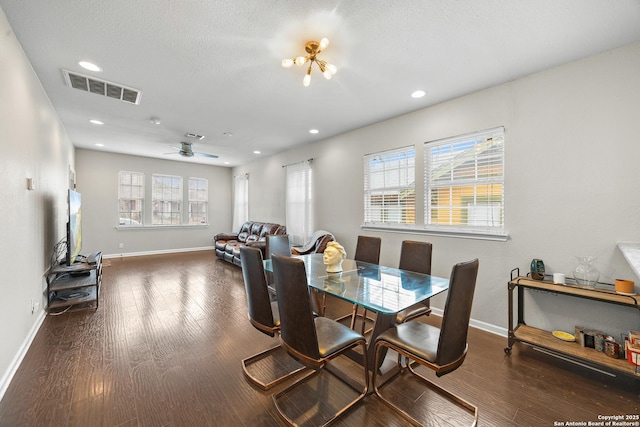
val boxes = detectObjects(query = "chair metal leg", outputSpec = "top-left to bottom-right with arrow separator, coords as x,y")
407,362 -> 478,424
272,339 -> 369,426
347,305 -> 375,334
241,344 -> 309,390
350,304 -> 358,329
373,341 -> 478,427
310,289 -> 326,317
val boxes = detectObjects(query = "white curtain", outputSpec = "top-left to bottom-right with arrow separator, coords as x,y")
232,174 -> 249,231
285,160 -> 313,246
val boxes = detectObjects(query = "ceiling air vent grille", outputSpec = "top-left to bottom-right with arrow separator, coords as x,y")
62,69 -> 142,105
185,132 -> 205,140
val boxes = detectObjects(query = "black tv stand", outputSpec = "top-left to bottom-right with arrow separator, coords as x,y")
46,251 -> 102,313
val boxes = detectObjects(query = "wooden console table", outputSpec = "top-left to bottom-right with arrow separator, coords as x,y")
505,270 -> 639,378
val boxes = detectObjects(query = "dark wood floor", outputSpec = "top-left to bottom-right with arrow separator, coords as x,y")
0,251 -> 638,426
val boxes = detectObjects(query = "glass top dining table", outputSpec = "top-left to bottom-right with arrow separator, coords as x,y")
263,253 -> 449,315
264,253 -> 450,370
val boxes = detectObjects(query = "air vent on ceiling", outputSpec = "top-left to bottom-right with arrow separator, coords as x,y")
62,69 -> 142,105
185,132 -> 205,140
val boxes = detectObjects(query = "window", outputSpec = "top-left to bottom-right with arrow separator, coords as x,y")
285,160 -> 313,245
118,171 -> 144,225
364,146 -> 415,226
424,127 -> 505,235
188,177 -> 208,224
152,174 -> 183,225
233,174 -> 249,231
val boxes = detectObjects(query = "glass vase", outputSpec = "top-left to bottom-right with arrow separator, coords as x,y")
573,256 -> 599,288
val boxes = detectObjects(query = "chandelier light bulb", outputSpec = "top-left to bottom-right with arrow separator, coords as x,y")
319,37 -> 329,50
282,58 -> 293,68
326,63 -> 337,75
303,70 -> 311,87
295,56 -> 306,66
323,70 -> 332,80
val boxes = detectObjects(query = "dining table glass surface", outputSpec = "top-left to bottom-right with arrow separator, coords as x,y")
264,253 -> 449,315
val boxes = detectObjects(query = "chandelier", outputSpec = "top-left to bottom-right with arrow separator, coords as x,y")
282,37 -> 337,87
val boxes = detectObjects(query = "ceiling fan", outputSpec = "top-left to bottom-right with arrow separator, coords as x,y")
167,141 -> 218,159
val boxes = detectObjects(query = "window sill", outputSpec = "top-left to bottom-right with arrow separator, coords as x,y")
361,224 -> 509,242
116,224 -> 209,230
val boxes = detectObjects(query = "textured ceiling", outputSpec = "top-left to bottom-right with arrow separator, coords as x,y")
2,0 -> 640,166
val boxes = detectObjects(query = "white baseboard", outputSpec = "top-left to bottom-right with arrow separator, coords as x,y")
0,310 -> 46,401
430,307 -> 507,337
102,246 -> 214,259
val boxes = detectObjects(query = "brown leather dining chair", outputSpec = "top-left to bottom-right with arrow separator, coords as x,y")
270,254 -> 369,426
265,234 -> 292,258
395,240 -> 433,324
353,235 -> 381,264
265,234 -> 291,295
372,258 -> 479,426
349,235 -> 381,331
239,246 -> 308,390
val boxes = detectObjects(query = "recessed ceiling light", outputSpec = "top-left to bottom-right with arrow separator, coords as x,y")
223,132 -> 233,137
150,117 -> 161,125
253,150 -> 261,154
411,90 -> 426,99
95,143 -> 104,147
89,119 -> 104,125
79,61 -> 101,72
309,129 -> 319,134
224,161 -> 230,165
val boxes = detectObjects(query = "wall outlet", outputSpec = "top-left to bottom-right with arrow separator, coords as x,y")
118,243 -> 124,249
31,299 -> 39,314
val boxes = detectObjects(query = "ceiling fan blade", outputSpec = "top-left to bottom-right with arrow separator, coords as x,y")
163,146 -> 182,155
193,152 -> 219,158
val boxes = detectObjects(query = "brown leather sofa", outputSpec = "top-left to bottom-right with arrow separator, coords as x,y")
214,221 -> 286,266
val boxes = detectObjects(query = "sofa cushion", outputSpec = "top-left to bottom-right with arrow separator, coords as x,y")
237,222 -> 252,242
250,222 -> 262,236
259,223 -> 279,239
215,240 -> 234,251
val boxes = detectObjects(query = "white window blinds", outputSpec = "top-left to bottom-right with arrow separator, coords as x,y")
118,171 -> 144,225
152,174 -> 183,225
188,177 -> 208,224
424,127 -> 505,235
364,146 -> 416,226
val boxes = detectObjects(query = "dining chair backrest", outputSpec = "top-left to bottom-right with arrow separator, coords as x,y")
354,235 -> 381,265
271,254 -> 320,361
398,240 -> 432,275
436,258 -> 479,374
239,246 -> 276,336
266,234 -> 291,259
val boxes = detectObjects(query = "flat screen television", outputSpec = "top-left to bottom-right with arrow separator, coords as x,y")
66,189 -> 82,265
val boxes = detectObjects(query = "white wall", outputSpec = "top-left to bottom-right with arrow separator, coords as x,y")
233,42 -> 640,337
0,9 -> 75,396
75,149 -> 232,256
